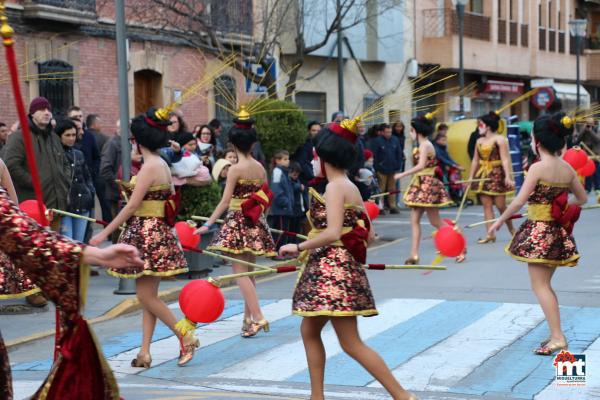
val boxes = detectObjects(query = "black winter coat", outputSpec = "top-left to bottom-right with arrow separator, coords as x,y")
64,147 -> 95,213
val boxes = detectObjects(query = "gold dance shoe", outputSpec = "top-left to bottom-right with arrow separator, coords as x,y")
534,338 -> 568,356
131,353 -> 152,368
477,235 -> 496,244
242,319 -> 270,338
404,256 -> 419,265
177,333 -> 200,366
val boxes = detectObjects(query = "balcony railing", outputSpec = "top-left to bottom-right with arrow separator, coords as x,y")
28,0 -> 96,12
423,8 -> 490,41
210,0 -> 253,36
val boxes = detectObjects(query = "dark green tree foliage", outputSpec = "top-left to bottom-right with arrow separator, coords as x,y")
251,99 -> 307,161
177,183 -> 223,222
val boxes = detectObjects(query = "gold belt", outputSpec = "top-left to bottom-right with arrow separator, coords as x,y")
527,204 -> 554,221
476,160 -> 502,177
408,167 -> 436,187
229,198 -> 244,211
134,200 -> 168,218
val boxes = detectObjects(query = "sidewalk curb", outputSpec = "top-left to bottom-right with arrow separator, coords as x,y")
5,239 -> 402,350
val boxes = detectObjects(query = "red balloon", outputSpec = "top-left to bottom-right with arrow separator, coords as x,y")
175,221 -> 200,249
19,200 -> 48,226
434,224 -> 466,257
179,280 -> 225,323
578,159 -> 597,177
364,201 -> 380,221
563,148 -> 589,171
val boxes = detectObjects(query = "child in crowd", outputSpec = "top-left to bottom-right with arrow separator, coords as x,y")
216,145 -> 238,165
212,158 -> 232,193
269,149 -> 294,255
360,149 -> 382,208
170,132 -> 211,187
288,161 -> 306,241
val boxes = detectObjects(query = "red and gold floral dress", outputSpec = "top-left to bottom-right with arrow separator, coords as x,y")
507,181 -> 579,267
0,188 -> 119,400
0,251 -> 39,299
403,148 -> 453,208
471,142 -> 515,196
292,188 -> 377,317
108,180 -> 187,279
208,179 -> 277,256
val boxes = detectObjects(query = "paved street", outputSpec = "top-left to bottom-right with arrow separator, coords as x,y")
5,200 -> 600,400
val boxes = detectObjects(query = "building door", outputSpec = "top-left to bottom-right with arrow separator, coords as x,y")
134,70 -> 163,115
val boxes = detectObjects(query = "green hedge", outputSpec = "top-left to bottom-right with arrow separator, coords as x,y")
177,183 -> 222,222
251,99 -> 307,161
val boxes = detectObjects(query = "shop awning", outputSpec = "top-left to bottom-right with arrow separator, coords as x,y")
552,82 -> 590,105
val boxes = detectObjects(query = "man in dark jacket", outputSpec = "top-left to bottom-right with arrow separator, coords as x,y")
3,97 -> 71,307
372,123 -> 403,213
84,114 -> 113,222
4,97 -> 71,211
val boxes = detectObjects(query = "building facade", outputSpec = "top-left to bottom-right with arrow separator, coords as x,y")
415,0 -> 591,121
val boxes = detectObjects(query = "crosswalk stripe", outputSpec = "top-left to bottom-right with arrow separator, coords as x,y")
534,335 -> 600,399
209,299 -> 444,381
450,306 -> 600,399
369,302 -> 545,391
108,299 -> 293,374
291,300 -> 501,386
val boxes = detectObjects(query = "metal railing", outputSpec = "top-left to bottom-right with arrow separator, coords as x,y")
422,8 -> 490,41
30,0 -> 96,12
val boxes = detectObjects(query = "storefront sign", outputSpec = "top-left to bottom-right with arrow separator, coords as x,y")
484,79 -> 524,94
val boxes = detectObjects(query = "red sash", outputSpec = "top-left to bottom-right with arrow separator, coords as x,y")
340,214 -> 371,264
241,183 -> 273,224
164,189 -> 181,227
551,192 -> 581,235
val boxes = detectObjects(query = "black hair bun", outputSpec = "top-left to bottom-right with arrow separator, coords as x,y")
410,114 -> 434,137
313,126 -> 357,170
479,111 -> 500,132
533,111 -> 572,154
130,109 -> 171,152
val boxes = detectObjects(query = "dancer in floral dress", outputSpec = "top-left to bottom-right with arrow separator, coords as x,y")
491,112 -> 587,356
197,108 -> 276,338
91,107 -> 197,368
280,118 -> 418,400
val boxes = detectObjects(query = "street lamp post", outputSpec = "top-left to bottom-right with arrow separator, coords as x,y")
569,19 -> 587,108
453,0 -> 468,116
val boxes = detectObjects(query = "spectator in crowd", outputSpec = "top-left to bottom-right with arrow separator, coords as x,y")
433,124 -> 463,171
170,132 -> 211,187
291,120 -> 320,189
349,121 -> 370,200
195,124 -> 217,169
269,149 -> 294,256
331,111 -> 344,123
208,118 -> 225,152
372,123 -> 403,214
56,119 -> 95,242
0,122 -> 9,154
168,112 -> 188,136
574,117 -> 600,193
366,123 -> 384,150
359,149 -> 380,203
391,121 -> 407,172
217,145 -> 238,165
100,121 -> 127,242
3,97 -> 71,307
211,158 -> 231,192
86,114 -> 109,152
288,161 -> 306,240
84,113 -> 113,222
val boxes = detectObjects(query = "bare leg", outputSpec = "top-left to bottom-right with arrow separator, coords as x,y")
494,195 -> 515,234
330,317 -> 412,400
479,195 -> 495,236
528,264 -> 565,342
140,308 -> 157,355
410,208 -> 424,258
301,317 -> 329,400
136,276 -> 181,350
425,208 -> 442,230
232,253 -> 264,321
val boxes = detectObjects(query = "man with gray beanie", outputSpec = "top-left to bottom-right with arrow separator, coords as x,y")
3,97 -> 71,307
